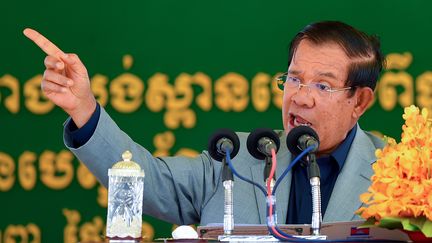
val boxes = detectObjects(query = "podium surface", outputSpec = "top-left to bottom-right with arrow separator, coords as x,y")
197,221 -> 410,242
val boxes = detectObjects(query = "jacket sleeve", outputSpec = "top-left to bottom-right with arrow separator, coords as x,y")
63,107 -> 222,225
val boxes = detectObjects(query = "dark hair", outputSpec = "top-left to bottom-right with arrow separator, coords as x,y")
287,21 -> 385,94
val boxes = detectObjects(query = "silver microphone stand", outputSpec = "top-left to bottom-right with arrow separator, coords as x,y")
222,157 -> 234,235
306,153 -> 322,236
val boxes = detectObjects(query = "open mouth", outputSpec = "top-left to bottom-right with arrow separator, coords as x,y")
289,113 -> 312,127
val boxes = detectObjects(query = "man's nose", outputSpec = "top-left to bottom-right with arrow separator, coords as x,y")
291,84 -> 315,107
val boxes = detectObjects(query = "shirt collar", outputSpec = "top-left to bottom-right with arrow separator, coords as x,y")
331,124 -> 357,170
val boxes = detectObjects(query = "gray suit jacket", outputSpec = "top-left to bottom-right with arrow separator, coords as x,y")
64,107 -> 384,226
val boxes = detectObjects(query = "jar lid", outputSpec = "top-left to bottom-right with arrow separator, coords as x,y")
112,150 -> 141,170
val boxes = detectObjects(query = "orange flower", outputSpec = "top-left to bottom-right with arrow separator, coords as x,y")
358,105 -> 432,222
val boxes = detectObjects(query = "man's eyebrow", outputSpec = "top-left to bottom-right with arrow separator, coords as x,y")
287,70 -> 301,75
288,69 -> 339,79
316,71 -> 338,79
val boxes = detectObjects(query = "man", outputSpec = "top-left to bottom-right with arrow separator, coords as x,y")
24,21 -> 385,226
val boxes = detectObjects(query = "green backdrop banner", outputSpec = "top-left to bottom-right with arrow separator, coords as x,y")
1,0 -> 432,242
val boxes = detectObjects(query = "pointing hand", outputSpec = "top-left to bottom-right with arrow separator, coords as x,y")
24,28 -> 96,127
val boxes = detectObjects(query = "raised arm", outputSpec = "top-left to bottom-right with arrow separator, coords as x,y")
23,28 -> 96,127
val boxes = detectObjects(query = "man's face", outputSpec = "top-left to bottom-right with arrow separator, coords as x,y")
282,40 -> 358,155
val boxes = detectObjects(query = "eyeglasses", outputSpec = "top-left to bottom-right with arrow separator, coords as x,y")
276,72 -> 352,98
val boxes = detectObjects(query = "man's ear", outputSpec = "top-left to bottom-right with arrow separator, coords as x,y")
352,87 -> 374,119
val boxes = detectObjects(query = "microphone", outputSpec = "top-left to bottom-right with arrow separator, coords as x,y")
247,128 -> 280,192
208,128 -> 240,235
246,128 -> 281,160
208,128 -> 240,162
286,125 -> 319,156
286,125 -> 323,236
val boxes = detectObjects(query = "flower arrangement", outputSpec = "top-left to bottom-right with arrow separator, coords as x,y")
357,105 -> 432,238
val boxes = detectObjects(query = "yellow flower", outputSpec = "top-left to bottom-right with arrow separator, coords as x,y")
358,105 -> 432,222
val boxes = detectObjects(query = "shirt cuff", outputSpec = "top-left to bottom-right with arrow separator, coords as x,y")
64,103 -> 101,148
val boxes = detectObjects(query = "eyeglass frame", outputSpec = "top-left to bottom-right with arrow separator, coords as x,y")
276,72 -> 354,97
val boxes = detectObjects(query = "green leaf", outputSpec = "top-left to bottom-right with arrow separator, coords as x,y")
400,218 -> 419,231
419,219 -> 432,238
358,217 -> 377,228
408,217 -> 426,229
378,217 -> 404,230
358,217 -> 432,238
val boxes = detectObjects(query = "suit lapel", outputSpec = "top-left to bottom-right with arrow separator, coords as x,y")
323,125 -> 377,222
251,163 -> 267,224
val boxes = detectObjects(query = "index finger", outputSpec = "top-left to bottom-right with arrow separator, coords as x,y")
23,28 -> 66,59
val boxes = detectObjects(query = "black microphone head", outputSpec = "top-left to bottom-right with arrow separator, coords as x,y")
246,128 -> 280,160
286,125 -> 319,155
208,128 -> 240,162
